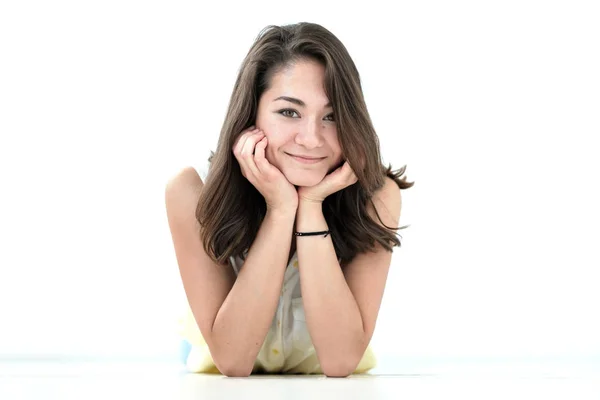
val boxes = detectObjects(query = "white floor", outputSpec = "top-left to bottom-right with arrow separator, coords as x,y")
1,358 -> 599,399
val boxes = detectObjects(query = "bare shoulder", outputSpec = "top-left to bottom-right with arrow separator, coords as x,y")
166,166 -> 203,192
164,166 -> 204,216
367,176 -> 402,227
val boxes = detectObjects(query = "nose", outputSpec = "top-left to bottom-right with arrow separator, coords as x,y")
294,118 -> 325,149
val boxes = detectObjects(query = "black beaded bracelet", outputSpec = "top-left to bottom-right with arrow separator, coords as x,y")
294,230 -> 330,237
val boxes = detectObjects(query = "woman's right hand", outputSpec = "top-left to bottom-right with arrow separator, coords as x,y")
233,126 -> 298,214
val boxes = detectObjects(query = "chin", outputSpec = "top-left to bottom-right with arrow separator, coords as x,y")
284,170 -> 326,187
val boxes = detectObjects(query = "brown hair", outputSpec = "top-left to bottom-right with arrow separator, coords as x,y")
197,22 -> 414,267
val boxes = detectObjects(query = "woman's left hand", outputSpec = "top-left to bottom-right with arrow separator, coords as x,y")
297,161 -> 358,203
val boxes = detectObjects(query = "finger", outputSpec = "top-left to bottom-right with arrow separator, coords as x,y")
234,129 -> 260,156
342,162 -> 358,184
254,136 -> 271,175
332,161 -> 348,177
233,130 -> 261,178
241,131 -> 265,177
342,161 -> 358,183
239,126 -> 256,140
240,131 -> 264,156
342,161 -> 354,175
328,162 -> 352,185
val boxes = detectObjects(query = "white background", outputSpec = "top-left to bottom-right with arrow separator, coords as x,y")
0,0 -> 598,362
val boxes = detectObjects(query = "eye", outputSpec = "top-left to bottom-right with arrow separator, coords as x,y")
278,109 -> 299,118
277,109 -> 335,122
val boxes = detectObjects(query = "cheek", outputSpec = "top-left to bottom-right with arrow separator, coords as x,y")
328,136 -> 342,157
263,133 -> 282,163
331,144 -> 344,168
263,125 -> 288,150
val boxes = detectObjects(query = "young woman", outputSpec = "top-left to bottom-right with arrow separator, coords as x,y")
165,22 -> 414,377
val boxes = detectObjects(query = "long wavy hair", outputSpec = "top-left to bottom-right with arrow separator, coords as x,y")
196,22 -> 414,267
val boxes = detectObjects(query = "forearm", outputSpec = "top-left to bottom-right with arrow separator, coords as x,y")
295,201 -> 366,370
211,208 -> 296,370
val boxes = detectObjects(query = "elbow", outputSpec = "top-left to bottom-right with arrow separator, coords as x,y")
320,357 -> 359,378
318,337 -> 367,377
209,336 -> 257,377
219,365 -> 253,378
213,355 -> 254,377
322,365 -> 355,378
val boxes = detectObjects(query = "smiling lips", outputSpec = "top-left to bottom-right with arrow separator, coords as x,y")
286,153 -> 326,164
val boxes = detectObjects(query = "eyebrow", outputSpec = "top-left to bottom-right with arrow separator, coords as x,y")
273,96 -> 332,108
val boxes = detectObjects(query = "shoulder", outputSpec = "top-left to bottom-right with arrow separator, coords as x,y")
165,166 -> 203,193
366,176 -> 402,227
164,166 -> 204,214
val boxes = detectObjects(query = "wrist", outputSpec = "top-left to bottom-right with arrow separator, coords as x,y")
295,201 -> 327,232
298,198 -> 323,211
298,194 -> 324,204
266,206 -> 297,221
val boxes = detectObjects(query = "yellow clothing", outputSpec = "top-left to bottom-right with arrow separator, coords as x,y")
177,251 -> 377,374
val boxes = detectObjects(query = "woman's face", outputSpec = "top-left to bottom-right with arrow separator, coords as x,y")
255,59 -> 343,187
